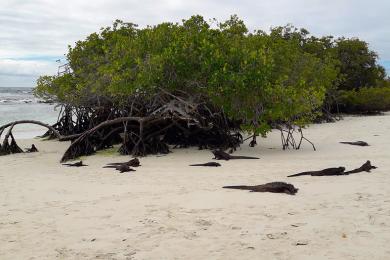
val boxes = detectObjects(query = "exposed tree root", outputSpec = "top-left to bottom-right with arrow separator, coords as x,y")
61,116 -> 160,162
56,91 -> 244,162
1,91 -> 315,161
0,120 -> 63,155
278,125 -> 316,151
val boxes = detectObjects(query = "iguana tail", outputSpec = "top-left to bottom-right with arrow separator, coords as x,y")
287,172 -> 313,177
103,165 -> 117,168
223,185 -> 253,190
230,156 -> 259,160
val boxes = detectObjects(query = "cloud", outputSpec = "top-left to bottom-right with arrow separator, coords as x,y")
0,74 -> 37,88
1,0 -> 389,87
0,58 -> 58,87
0,59 -> 58,77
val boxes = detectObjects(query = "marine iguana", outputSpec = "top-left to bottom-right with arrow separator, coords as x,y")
340,141 -> 369,146
25,144 -> 38,153
62,161 -> 88,167
287,167 -> 346,177
223,182 -> 298,195
105,158 -> 140,167
189,162 -> 221,167
212,150 -> 259,160
104,164 -> 135,173
343,160 -> 377,174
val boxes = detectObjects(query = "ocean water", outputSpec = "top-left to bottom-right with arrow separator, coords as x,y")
0,87 -> 59,138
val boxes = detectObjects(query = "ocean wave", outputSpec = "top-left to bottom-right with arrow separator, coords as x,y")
0,98 -> 37,104
0,87 -> 50,105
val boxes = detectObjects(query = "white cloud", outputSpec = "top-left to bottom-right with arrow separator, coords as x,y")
0,0 -> 389,87
0,58 -> 58,87
0,59 -> 57,77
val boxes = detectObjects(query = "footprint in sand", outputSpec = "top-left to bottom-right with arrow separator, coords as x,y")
356,230 -> 373,237
293,240 -> 309,246
291,223 -> 307,228
355,193 -> 372,202
139,218 -> 158,225
231,226 -> 242,230
95,252 -> 117,259
55,247 -> 77,258
195,219 -> 212,227
183,231 -> 198,239
266,232 -> 288,239
263,213 -> 276,220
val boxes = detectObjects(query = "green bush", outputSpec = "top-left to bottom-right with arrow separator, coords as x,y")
35,15 -> 338,136
338,87 -> 390,113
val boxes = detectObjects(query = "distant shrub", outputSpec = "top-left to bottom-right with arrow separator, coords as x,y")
338,87 -> 390,113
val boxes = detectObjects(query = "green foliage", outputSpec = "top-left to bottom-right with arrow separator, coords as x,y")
333,38 -> 386,90
35,15 -> 340,136
338,87 -> 390,113
34,74 -> 79,104
268,24 -> 389,115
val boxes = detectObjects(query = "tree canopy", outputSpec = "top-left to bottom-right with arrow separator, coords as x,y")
36,15 -> 348,137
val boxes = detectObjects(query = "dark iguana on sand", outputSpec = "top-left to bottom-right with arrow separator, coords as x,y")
190,162 -> 221,167
62,160 -> 88,167
105,158 -> 140,167
340,141 -> 369,146
223,182 -> 298,195
25,144 -> 38,153
344,160 -> 377,174
104,164 -> 135,173
287,167 -> 346,177
212,150 -> 259,160
288,161 -> 377,177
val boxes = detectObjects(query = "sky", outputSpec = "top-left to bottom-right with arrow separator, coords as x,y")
0,0 -> 389,88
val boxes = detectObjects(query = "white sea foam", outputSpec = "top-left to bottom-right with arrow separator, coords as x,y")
0,87 -> 59,138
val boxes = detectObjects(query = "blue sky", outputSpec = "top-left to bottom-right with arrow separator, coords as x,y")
381,61 -> 390,74
0,0 -> 389,88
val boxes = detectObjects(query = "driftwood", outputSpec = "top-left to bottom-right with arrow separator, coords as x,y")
340,141 -> 369,146
212,150 -> 259,160
223,182 -> 298,195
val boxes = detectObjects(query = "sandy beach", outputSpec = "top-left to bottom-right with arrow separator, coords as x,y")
1,113 -> 390,260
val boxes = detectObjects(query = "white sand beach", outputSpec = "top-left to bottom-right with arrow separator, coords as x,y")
1,113 -> 390,260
